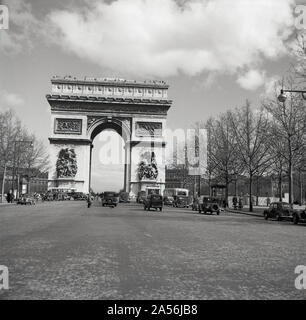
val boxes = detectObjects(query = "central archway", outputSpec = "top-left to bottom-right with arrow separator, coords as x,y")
88,118 -> 131,193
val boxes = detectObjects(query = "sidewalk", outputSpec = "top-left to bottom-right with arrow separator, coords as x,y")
226,207 -> 264,217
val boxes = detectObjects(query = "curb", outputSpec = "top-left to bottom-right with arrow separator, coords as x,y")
226,209 -> 263,218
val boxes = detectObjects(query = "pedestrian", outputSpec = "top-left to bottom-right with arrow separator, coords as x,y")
87,195 -> 92,208
238,198 -> 243,209
232,196 -> 237,209
266,197 -> 271,206
6,191 -> 11,203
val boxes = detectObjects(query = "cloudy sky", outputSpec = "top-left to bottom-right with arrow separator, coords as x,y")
0,0 -> 303,191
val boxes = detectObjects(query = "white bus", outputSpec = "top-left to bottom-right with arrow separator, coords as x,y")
164,188 -> 189,197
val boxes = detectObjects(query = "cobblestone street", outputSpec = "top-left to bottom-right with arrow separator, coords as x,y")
0,201 -> 305,300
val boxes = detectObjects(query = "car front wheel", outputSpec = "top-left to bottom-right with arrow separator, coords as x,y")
264,212 -> 269,220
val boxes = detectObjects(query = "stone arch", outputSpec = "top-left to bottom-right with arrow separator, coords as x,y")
87,117 -> 131,143
47,76 -> 171,195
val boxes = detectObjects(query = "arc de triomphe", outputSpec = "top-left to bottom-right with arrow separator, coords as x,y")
46,76 -> 172,196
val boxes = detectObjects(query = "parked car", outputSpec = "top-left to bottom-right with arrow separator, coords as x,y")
263,202 -> 294,221
198,196 -> 221,215
119,192 -> 130,203
102,192 -> 119,207
163,196 -> 174,206
17,195 -> 36,205
173,195 -> 189,208
42,193 -> 54,201
144,194 -> 163,211
292,209 -> 306,225
71,192 -> 87,201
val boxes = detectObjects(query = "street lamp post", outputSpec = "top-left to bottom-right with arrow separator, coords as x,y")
278,89 -> 306,206
278,89 -> 306,103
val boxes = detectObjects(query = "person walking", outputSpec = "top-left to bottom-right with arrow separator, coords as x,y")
6,191 -> 11,203
87,194 -> 92,208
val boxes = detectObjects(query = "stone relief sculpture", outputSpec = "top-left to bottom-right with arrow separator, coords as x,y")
55,119 -> 82,134
135,122 -> 162,137
56,148 -> 78,178
138,151 -> 158,180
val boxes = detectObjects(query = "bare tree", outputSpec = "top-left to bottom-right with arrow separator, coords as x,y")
0,109 -> 49,201
0,110 -> 24,202
229,101 -> 272,212
263,82 -> 306,205
206,112 -> 242,207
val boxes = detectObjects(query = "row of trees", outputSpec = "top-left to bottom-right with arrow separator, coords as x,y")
0,109 -> 49,202
169,83 -> 306,211
168,36 -> 306,211
202,88 -> 306,211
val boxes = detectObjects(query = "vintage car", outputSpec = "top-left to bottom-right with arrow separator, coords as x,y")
71,192 -> 87,201
17,195 -> 36,205
119,192 -> 130,203
163,196 -> 174,206
198,196 -> 221,215
173,195 -> 189,208
291,209 -> 306,225
102,192 -> 119,207
263,202 -> 294,221
144,194 -> 163,211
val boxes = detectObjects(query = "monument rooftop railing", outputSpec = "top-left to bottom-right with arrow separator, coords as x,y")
51,75 -> 169,100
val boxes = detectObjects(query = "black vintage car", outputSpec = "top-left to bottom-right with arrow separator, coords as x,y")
292,209 -> 306,225
17,195 -> 36,205
263,202 -> 294,221
144,194 -> 163,211
173,195 -> 189,208
198,196 -> 221,215
102,192 -> 119,207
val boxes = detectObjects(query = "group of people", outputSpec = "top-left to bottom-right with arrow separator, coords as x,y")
232,196 -> 243,209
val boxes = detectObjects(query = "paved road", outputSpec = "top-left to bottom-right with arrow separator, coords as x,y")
0,201 -> 305,300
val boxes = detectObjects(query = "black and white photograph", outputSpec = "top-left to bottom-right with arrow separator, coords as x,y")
0,0 -> 306,306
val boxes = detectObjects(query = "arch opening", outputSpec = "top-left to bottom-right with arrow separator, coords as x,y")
90,127 -> 126,194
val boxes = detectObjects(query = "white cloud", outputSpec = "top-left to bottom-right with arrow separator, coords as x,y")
46,0 -> 295,79
0,90 -> 24,108
236,69 -> 266,91
0,0 -> 38,53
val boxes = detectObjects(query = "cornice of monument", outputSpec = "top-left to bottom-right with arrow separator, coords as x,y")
46,94 -> 173,106
49,75 -> 171,103
51,75 -> 170,89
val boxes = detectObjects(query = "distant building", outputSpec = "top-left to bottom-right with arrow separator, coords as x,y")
0,167 -> 48,196
165,166 -> 203,196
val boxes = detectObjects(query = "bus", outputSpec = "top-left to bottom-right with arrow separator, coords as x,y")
164,188 -> 189,197
137,187 -> 161,203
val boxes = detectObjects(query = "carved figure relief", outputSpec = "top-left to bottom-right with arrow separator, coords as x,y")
135,122 -> 162,137
56,148 -> 78,178
138,151 -> 158,180
55,119 -> 82,134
